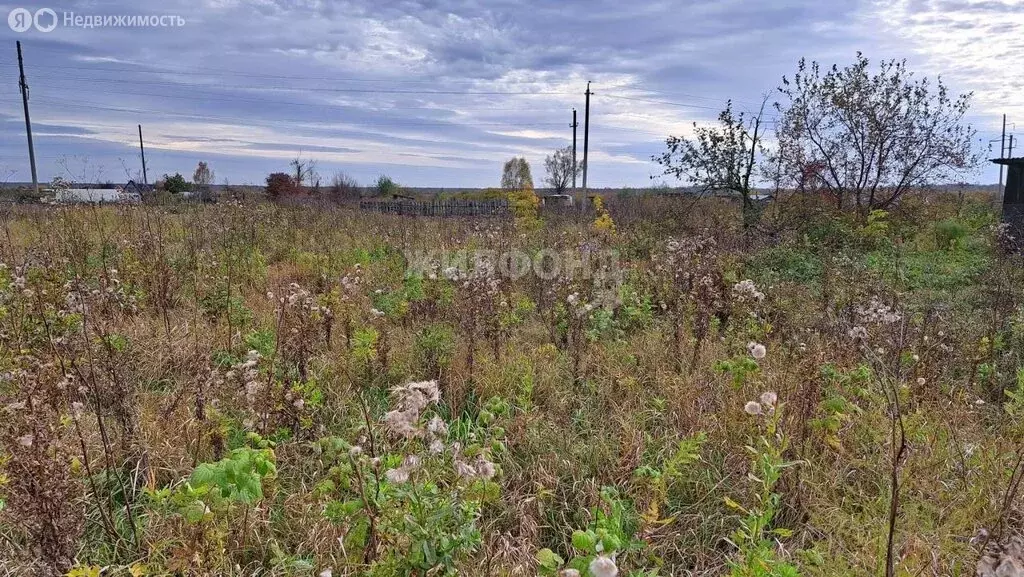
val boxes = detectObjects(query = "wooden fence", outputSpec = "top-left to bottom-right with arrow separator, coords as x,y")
359,198 -> 509,217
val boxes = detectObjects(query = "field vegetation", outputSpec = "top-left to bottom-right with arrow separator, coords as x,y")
0,188 -> 1022,576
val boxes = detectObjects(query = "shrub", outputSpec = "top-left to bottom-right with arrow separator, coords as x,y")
375,175 -> 399,197
160,172 -> 191,194
329,171 -> 360,202
265,172 -> 299,199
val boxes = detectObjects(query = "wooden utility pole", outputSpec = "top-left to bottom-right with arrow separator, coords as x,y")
582,81 -> 591,191
16,41 -> 39,195
138,124 -> 148,185
571,108 -> 578,190
1000,114 -> 1007,188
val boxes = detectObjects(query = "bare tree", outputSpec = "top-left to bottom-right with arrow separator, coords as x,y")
329,171 -> 360,203
544,146 -> 578,194
57,155 -> 105,186
774,53 -> 979,216
290,153 -> 319,191
501,157 -> 533,191
654,98 -> 768,228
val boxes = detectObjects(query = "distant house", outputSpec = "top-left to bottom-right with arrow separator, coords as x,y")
541,194 -> 574,207
121,180 -> 153,198
53,180 -> 148,204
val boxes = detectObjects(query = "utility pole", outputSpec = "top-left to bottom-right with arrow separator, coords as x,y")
582,81 -> 591,192
138,124 -> 148,185
16,41 -> 39,195
571,108 -> 578,190
1010,134 -> 1016,160
1000,114 -> 1007,188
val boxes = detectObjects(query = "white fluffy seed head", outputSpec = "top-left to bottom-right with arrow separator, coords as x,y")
747,342 -> 767,360
589,555 -> 618,577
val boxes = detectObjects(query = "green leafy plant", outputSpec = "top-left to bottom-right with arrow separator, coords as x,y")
537,487 -> 649,576
725,394 -> 800,577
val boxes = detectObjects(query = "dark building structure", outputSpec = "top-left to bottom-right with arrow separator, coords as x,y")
993,157 -> 1024,237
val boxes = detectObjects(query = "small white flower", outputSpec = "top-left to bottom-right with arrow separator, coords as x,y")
744,401 -> 763,416
349,445 -> 363,457
912,354 -> 920,362
319,569 -> 333,577
16,434 -> 34,447
370,308 -> 385,318
429,439 -> 445,454
975,399 -> 986,406
589,555 -> 618,577
759,391 -> 777,407
559,570 -> 581,577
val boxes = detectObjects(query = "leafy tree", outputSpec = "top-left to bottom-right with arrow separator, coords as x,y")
654,99 -> 767,229
161,172 -> 191,194
544,146 -> 578,194
193,162 -> 215,202
501,157 -> 533,191
193,162 -> 214,189
376,175 -> 399,197
773,52 -> 978,215
265,172 -> 298,199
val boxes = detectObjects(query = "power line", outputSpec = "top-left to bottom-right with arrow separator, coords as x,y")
27,74 -> 575,96
0,61 -> 505,85
601,93 -> 726,111
0,65 -> 574,96
25,97 -> 573,129
26,96 -> 675,137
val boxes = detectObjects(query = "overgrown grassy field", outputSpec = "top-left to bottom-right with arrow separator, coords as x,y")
1,194 -> 1022,576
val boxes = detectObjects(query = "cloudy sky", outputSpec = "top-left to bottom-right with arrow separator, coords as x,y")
0,0 -> 1021,188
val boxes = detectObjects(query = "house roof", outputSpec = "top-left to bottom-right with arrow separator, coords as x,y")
991,157 -> 1024,166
